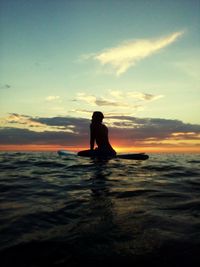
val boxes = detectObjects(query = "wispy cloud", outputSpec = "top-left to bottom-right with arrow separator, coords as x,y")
45,96 -> 61,101
74,93 -> 128,107
86,31 -> 184,75
95,98 -> 128,107
72,90 -> 163,116
74,93 -> 96,105
133,92 -> 163,101
109,90 -> 164,101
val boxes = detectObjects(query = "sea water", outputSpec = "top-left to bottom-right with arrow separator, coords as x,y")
0,152 -> 200,267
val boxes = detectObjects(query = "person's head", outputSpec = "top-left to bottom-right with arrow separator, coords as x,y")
92,111 -> 104,123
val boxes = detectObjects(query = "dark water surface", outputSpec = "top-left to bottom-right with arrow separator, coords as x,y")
0,152 -> 200,266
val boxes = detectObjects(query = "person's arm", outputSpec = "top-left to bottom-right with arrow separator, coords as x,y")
90,124 -> 95,150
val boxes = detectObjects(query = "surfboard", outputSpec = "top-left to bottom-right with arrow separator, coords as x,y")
57,150 -> 149,160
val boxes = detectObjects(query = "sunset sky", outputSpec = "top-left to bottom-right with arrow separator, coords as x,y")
0,0 -> 200,152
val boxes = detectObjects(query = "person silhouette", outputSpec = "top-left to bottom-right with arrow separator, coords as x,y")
78,111 -> 116,157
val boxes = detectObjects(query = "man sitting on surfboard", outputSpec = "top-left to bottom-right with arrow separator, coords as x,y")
78,111 -> 116,157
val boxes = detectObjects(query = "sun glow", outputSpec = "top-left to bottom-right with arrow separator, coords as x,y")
0,145 -> 83,152
114,146 -> 200,153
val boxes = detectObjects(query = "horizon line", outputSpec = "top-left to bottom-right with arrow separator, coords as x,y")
0,145 -> 199,154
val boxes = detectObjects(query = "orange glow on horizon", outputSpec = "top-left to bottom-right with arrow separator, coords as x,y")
0,144 -> 199,153
0,145 -> 83,152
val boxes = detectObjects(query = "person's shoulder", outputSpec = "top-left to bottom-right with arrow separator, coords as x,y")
102,124 -> 108,130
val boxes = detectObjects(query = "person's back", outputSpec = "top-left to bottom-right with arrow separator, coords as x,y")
90,122 -> 113,151
90,122 -> 106,145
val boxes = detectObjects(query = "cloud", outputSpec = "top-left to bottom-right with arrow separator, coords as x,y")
0,128 -> 82,146
1,113 -> 77,133
74,93 -> 128,107
127,92 -> 163,101
74,91 -> 163,109
0,84 -> 11,89
0,115 -> 91,146
74,93 -> 96,105
32,116 -> 89,131
106,117 -> 200,149
108,90 -> 123,99
87,31 -> 184,75
4,113 -> 43,127
71,109 -> 96,115
71,90 -> 163,117
0,114 -> 200,148
45,96 -> 61,101
109,90 -> 164,101
95,98 -> 128,107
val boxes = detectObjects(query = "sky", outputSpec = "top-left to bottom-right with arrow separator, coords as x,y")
0,0 -> 200,152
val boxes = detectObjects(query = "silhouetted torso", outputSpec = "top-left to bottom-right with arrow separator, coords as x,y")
90,123 -> 111,149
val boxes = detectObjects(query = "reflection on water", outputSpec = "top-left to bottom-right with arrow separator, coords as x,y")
0,152 -> 200,266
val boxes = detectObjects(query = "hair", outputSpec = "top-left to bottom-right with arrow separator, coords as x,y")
92,111 -> 104,123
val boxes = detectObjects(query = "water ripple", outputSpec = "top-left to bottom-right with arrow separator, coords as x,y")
0,152 -> 200,266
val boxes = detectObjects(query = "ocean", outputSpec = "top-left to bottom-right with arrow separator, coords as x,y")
0,152 -> 200,267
